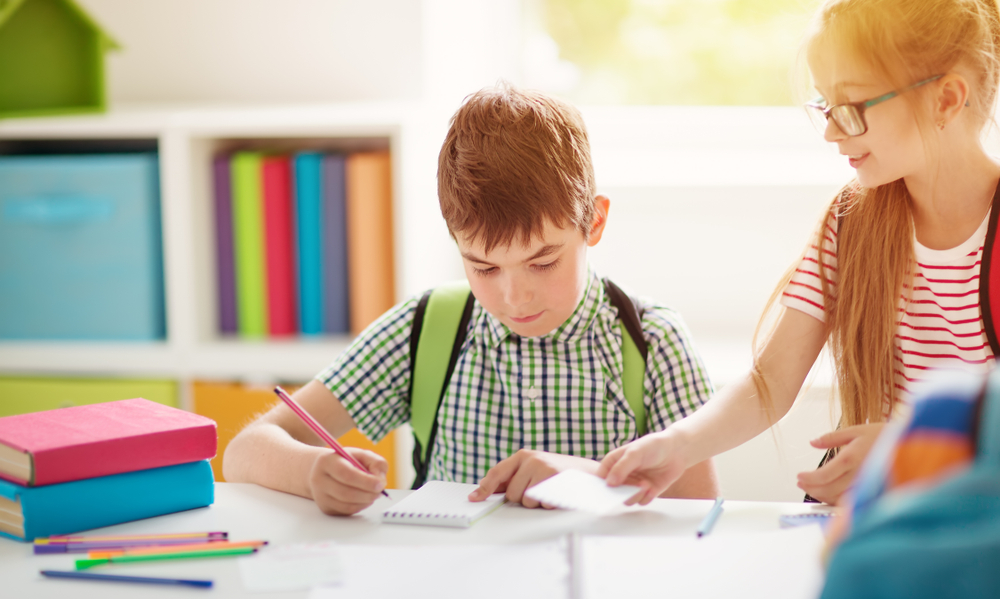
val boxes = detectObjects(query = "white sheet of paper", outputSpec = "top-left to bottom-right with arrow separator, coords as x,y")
580,525 -> 826,599
308,540 -> 568,599
238,541 -> 343,593
524,470 -> 641,512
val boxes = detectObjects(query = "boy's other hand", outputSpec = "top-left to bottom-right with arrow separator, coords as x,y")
797,423 -> 885,505
308,447 -> 388,516
597,431 -> 687,505
468,449 -> 599,509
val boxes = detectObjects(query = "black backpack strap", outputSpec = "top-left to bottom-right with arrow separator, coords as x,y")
603,278 -> 650,436
603,278 -> 648,362
408,291 -> 475,489
978,179 -> 1000,357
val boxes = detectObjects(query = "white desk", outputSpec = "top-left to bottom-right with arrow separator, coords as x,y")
0,483 -> 831,598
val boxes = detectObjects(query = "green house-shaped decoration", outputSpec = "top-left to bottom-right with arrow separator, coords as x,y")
0,0 -> 119,118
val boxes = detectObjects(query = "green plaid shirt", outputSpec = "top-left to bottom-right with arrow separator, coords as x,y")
317,271 -> 712,484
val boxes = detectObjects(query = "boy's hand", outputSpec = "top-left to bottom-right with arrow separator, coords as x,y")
468,449 -> 599,508
797,423 -> 885,505
597,431 -> 688,505
308,447 -> 388,516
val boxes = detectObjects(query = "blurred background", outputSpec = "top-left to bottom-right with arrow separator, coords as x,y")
1,0 -> 869,499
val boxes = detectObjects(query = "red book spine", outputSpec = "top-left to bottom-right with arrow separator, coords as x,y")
29,424 -> 217,487
262,156 -> 298,336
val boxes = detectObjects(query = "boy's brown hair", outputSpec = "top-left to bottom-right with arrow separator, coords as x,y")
438,82 -> 597,253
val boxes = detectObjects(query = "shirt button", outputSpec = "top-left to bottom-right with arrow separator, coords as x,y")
526,387 -> 540,400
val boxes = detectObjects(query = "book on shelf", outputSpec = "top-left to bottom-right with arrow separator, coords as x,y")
231,151 -> 269,338
262,155 -> 298,337
0,398 -> 216,487
213,147 -> 392,338
346,150 -> 395,335
0,460 -> 215,541
321,153 -> 350,334
213,154 -> 238,335
293,152 -> 324,335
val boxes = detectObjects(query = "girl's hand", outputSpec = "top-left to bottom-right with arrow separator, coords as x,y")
597,431 -> 689,505
308,447 -> 388,516
797,423 -> 885,505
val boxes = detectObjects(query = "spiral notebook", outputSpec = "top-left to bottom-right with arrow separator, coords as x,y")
381,481 -> 506,528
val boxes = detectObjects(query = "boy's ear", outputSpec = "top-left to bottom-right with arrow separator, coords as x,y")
935,73 -> 969,127
587,195 -> 611,247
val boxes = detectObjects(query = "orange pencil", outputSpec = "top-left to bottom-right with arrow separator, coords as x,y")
89,540 -> 267,559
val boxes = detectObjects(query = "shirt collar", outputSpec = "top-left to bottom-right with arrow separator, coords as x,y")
477,268 -> 606,348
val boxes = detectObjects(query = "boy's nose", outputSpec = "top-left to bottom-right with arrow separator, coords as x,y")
503,277 -> 532,308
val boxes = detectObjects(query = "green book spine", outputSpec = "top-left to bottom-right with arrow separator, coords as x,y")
231,153 -> 268,338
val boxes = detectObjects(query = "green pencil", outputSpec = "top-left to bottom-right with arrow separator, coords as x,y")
76,546 -> 257,570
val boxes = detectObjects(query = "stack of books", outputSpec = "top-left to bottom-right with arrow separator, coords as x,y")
0,398 -> 217,541
213,149 -> 395,339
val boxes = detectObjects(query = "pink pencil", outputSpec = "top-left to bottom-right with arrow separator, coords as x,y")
273,386 -> 390,498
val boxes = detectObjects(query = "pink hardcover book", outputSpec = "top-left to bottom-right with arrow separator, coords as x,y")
262,155 -> 298,336
0,399 -> 217,487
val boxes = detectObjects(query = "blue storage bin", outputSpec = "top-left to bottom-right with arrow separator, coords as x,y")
0,153 -> 165,340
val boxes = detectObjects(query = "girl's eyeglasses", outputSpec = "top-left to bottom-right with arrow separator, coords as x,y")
804,74 -> 943,137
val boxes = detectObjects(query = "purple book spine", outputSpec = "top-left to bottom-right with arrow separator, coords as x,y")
321,155 -> 350,334
213,155 -> 238,334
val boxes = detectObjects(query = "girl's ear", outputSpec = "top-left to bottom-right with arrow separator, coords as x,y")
935,73 -> 970,128
587,195 -> 611,247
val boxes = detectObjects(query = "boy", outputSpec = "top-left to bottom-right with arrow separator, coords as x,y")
224,84 -> 718,515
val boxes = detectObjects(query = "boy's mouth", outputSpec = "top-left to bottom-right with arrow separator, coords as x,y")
510,311 -> 544,324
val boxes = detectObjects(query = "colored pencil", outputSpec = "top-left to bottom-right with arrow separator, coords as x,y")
35,534 -> 229,554
696,497 -> 725,538
35,532 -> 229,545
41,570 -> 213,588
76,546 -> 258,570
274,385 -> 390,497
89,539 -> 267,559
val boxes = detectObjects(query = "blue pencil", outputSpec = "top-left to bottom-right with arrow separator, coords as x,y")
40,570 -> 213,588
696,497 -> 725,538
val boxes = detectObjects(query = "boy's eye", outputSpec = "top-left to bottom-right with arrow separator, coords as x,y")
473,266 -> 497,276
533,260 -> 559,272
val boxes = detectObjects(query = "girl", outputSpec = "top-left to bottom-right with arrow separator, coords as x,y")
600,0 -> 1000,505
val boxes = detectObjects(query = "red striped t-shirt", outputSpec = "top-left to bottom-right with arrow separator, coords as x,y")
781,210 -> 996,419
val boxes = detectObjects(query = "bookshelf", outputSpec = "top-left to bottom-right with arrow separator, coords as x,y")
0,103 -> 449,395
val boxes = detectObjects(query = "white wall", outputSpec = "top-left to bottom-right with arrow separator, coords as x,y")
78,0 -> 424,104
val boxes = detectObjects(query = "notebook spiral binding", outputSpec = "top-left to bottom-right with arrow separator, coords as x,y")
384,512 -> 455,519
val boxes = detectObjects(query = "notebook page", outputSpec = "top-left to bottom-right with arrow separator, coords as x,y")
309,540 -> 568,599
381,481 -> 506,528
581,526 -> 826,599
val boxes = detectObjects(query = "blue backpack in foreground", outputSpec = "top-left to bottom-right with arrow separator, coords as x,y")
821,369 -> 1000,599
406,279 -> 649,489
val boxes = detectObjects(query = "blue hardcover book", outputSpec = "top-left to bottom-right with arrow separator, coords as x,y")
321,154 -> 350,334
0,460 -> 214,542
294,152 -> 324,335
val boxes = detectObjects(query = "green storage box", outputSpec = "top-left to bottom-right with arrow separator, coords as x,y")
0,377 -> 177,417
0,0 -> 119,119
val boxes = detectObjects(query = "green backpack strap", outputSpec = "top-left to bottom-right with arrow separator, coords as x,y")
603,279 -> 649,437
408,281 -> 474,488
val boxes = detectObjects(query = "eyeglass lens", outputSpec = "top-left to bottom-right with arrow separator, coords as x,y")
807,104 -> 867,136
830,105 -> 866,136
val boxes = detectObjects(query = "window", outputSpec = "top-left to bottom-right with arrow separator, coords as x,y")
523,0 -> 818,105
